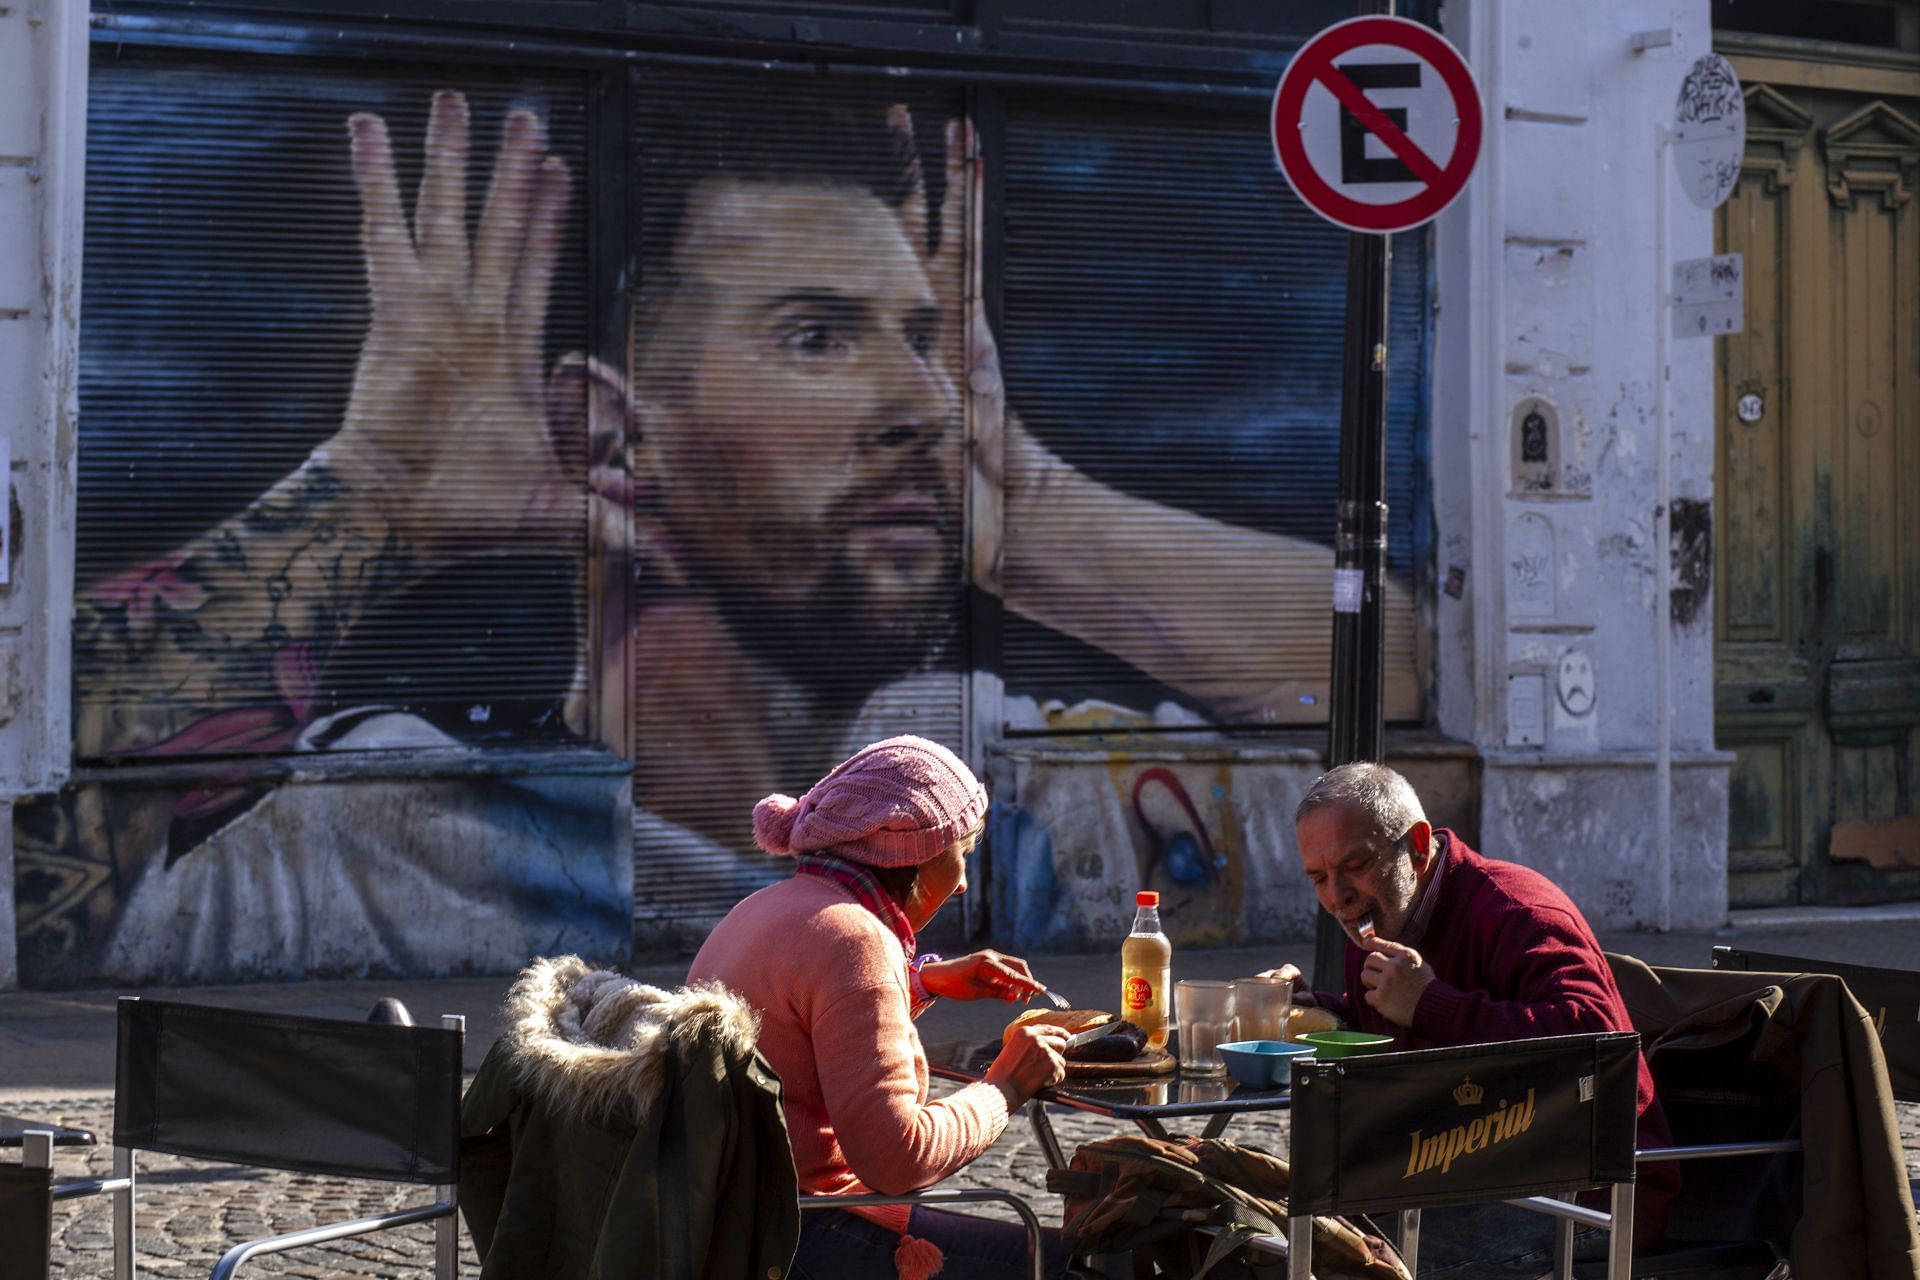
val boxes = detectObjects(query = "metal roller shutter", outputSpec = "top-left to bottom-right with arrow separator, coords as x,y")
998,92 -> 1428,729
75,56 -> 593,759
627,68 -> 971,950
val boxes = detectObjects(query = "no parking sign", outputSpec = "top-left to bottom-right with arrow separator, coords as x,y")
1272,16 -> 1484,234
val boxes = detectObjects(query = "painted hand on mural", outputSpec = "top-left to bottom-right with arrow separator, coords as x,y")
910,109 -> 1110,612
73,92 -> 604,759
894,104 -> 1406,727
896,107 -> 1413,726
334,94 -> 582,561
912,111 -> 1012,595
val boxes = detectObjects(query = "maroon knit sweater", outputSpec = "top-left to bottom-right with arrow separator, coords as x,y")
1316,831 -> 1679,1243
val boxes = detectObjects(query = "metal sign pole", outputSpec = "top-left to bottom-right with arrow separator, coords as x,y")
1314,228 -> 1391,991
1315,130 -> 1393,992
1273,0 -> 1479,992
1653,118 -> 1673,935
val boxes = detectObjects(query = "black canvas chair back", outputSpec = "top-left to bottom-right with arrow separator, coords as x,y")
1712,944 -> 1920,1102
1289,1032 -> 1641,1218
112,998 -> 461,1184
0,1162 -> 53,1278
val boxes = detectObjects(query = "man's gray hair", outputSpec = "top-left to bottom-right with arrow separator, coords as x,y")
1294,762 -> 1426,839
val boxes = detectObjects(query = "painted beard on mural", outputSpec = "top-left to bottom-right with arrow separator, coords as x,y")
692,479 -> 964,695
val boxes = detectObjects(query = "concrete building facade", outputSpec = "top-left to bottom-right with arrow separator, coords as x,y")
0,0 -> 87,987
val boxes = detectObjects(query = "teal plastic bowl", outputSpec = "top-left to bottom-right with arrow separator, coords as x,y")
1216,1040 -> 1316,1089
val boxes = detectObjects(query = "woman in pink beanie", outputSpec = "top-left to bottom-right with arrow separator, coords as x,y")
689,735 -> 1075,1280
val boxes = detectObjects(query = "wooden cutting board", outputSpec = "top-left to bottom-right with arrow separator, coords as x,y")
1064,1048 -> 1177,1078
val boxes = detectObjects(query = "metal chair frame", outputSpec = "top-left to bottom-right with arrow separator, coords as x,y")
1510,1136 -> 1800,1280
799,1189 -> 1048,1280
1526,950 -> 1837,1279
35,999 -> 464,1280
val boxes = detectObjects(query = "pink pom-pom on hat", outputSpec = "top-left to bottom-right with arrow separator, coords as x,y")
751,735 -> 988,868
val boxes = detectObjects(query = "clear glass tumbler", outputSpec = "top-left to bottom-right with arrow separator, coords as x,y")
1174,979 -> 1237,1074
1234,975 -> 1294,1043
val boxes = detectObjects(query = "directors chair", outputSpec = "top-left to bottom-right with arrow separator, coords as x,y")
48,996 -> 465,1280
1710,945 -> 1920,1101
1287,1032 -> 1643,1280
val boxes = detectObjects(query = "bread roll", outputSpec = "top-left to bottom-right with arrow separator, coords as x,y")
1284,1005 -> 1340,1042
1002,1007 -> 1112,1045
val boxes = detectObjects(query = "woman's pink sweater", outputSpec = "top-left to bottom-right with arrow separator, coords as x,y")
688,874 -> 1010,1203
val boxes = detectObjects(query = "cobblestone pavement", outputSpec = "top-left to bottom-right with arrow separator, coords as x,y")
28,1085 -> 1920,1277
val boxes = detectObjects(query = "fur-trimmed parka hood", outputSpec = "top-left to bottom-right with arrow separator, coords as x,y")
503,954 -> 762,1127
461,956 -> 801,1280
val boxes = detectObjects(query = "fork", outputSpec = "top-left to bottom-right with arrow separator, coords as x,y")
1034,985 -> 1073,1011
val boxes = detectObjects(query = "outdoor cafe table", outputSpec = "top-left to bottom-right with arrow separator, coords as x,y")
925,1040 -> 1291,1170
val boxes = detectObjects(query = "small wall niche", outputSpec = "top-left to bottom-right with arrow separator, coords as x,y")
1510,394 -> 1561,493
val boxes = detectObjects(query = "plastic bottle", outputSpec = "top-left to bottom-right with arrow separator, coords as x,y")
1121,890 -> 1172,1049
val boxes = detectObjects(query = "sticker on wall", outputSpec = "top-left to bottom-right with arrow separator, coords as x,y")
1672,54 -> 1745,212
1506,669 -> 1546,747
1671,253 -> 1743,339
1510,395 -> 1560,492
1551,647 -> 1598,742
1332,567 -> 1365,614
1508,513 -> 1556,619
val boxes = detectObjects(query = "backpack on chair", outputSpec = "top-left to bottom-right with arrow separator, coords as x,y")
1047,1135 -> 1410,1280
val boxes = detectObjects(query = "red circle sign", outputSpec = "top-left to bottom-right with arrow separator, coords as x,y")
1272,15 -> 1484,234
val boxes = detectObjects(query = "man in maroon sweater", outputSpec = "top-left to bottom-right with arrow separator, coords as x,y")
1269,762 -> 1679,1273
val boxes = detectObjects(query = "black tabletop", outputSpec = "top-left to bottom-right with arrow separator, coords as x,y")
926,1040 -> 1291,1121
0,1112 -> 98,1148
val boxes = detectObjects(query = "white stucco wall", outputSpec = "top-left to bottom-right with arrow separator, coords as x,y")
1435,0 -> 1731,930
0,0 -> 87,986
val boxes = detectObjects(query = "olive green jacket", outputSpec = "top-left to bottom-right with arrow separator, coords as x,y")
459,956 -> 800,1280
1609,954 -> 1920,1280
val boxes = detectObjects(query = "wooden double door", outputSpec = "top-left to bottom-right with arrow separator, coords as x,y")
1717,50 -> 1920,906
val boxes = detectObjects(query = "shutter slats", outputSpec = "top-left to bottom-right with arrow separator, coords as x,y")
999,95 -> 1426,728
76,58 -> 593,753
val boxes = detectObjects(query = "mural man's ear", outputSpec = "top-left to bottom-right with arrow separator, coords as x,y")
544,352 -> 681,587
544,352 -> 626,471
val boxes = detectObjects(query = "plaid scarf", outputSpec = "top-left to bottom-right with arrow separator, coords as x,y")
795,853 -> 917,961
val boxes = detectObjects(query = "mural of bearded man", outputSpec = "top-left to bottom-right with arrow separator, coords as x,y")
18,68 -> 1415,983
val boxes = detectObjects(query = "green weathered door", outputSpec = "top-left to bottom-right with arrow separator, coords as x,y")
1717,55 -> 1920,906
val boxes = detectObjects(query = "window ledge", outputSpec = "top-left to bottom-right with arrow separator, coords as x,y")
67,743 -> 631,790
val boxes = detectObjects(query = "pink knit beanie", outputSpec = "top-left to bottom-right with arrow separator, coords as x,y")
752,735 -> 988,867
